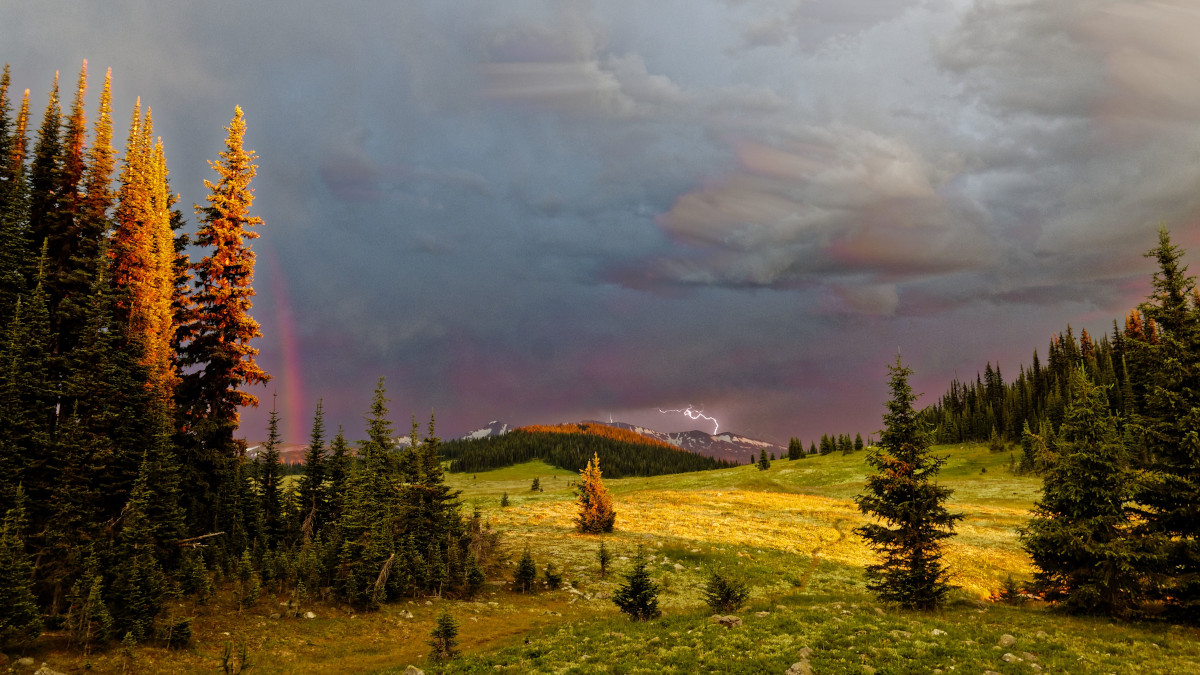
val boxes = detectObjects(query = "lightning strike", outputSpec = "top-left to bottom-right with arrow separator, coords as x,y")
658,405 -> 719,435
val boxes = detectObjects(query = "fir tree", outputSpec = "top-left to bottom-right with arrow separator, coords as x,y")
428,609 -> 459,660
854,355 -> 962,610
258,394 -> 284,549
514,547 -> 537,593
298,399 -> 326,541
575,452 -> 615,533
531,476 -> 541,492
612,545 -> 660,620
598,541 -> 611,578
787,437 -> 801,460
0,488 -> 41,650
757,448 -> 770,471
325,425 -> 351,525
1021,367 -> 1143,615
703,566 -> 750,613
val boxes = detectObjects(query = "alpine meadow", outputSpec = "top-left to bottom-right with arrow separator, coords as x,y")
8,3 -> 1200,673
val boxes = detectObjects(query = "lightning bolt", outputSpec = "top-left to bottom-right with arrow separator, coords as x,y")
658,405 -> 719,435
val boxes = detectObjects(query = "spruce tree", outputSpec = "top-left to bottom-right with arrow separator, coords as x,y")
298,399 -> 326,541
787,437 -> 801,460
757,448 -> 770,471
0,488 -> 41,650
0,65 -> 31,323
612,545 -> 660,620
258,395 -> 284,549
575,452 -> 615,533
176,107 -> 269,539
513,546 -> 537,593
854,355 -> 961,610
1021,367 -> 1143,615
428,609 -> 459,660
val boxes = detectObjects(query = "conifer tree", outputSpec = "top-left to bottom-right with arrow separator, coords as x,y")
428,609 -> 459,660
177,107 -> 269,537
757,448 -> 770,471
854,355 -> 961,610
612,545 -> 660,620
0,488 -> 41,650
787,437 -> 801,460
298,399 -> 326,541
258,395 -> 284,549
575,452 -> 615,533
0,65 -> 31,323
1021,367 -> 1143,615
1129,227 -> 1200,617
513,546 -> 537,593
325,425 -> 351,525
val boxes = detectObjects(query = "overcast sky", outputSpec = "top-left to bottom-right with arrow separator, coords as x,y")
6,0 -> 1200,444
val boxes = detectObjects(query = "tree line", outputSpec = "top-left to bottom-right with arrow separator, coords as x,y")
0,63 -> 492,653
442,426 -> 736,477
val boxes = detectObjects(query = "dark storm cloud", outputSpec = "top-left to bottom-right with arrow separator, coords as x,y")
6,0 -> 1200,443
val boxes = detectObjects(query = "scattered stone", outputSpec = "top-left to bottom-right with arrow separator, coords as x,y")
1035,631 -> 1049,639
890,630 -> 912,639
785,661 -> 813,675
1002,653 -> 1021,663
1030,665 -> 1043,673
999,634 -> 1017,647
755,611 -> 770,617
985,671 -> 1001,675
862,666 -> 876,675
1020,652 -> 1037,661
17,658 -> 35,667
931,629 -> 947,636
841,609 -> 852,615
304,611 -> 317,619
404,667 -> 425,675
424,600 -> 433,606
674,563 -> 684,571
33,665 -> 65,675
874,607 -> 885,615
712,614 -> 743,628
543,610 -> 561,616
269,613 -> 282,620
798,647 -> 813,659
403,611 -> 414,619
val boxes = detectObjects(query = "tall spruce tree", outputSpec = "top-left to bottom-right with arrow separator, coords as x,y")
298,399 -> 327,541
1130,227 -> 1200,618
176,107 -> 269,538
258,395 -> 284,549
1021,367 -> 1143,615
575,452 -> 615,533
0,488 -> 41,650
855,355 -> 961,610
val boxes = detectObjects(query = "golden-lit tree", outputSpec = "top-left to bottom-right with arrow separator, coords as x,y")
110,101 -> 178,404
575,452 -> 615,533
178,106 -> 269,449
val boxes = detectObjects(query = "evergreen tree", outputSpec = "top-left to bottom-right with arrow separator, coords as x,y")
177,107 -> 269,539
854,355 -> 962,610
0,65 -> 32,323
575,452 -> 615,533
1021,367 -> 1143,615
530,476 -> 541,492
0,488 -> 41,650
757,448 -> 770,471
428,609 -> 459,660
703,566 -> 750,613
514,546 -> 537,593
598,541 -> 610,578
258,394 -> 284,549
325,425 -> 351,525
298,399 -> 326,541
787,437 -> 801,460
855,433 -> 864,451
612,545 -> 660,620
1129,227 -> 1200,617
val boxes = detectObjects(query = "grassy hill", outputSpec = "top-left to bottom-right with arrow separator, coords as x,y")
30,443 -> 1200,674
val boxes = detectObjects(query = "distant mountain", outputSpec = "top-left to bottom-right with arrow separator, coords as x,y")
461,420 -> 511,441
582,421 -> 784,464
245,442 -> 309,465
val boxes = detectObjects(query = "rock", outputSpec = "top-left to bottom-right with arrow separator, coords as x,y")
1035,631 -> 1049,639
890,630 -> 912,639
931,629 -> 946,636
785,661 -> 813,675
998,634 -> 1017,647
404,667 -> 425,675
984,671 -> 1001,675
269,612 -> 282,619
424,600 -> 433,606
17,658 -> 36,667
755,611 -> 770,617
403,610 -> 414,619
34,665 -> 65,675
874,607 -> 885,615
1002,653 -> 1021,663
862,666 -> 876,675
1030,665 -> 1043,673
674,563 -> 684,571
304,611 -> 317,619
711,614 -> 743,628
798,647 -> 813,659
1020,651 -> 1037,661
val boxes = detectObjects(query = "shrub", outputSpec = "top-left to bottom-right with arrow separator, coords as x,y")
703,567 -> 751,613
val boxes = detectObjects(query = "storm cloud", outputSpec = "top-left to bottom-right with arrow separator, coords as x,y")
5,0 -> 1200,444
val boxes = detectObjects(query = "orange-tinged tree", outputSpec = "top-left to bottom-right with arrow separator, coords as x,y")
111,102 -> 178,404
576,452 -> 615,533
178,105 -> 269,453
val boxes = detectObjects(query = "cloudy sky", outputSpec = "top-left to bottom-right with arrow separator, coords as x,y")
6,0 -> 1200,444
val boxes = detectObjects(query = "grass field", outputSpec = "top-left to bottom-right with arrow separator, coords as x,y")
23,443 -> 1200,674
